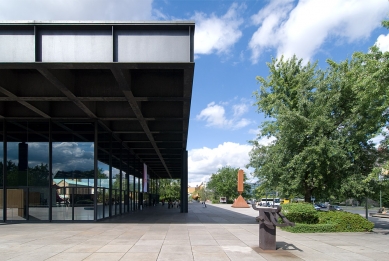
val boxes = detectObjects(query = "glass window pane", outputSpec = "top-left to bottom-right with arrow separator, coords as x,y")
52,141 -> 94,221
6,121 -> 49,221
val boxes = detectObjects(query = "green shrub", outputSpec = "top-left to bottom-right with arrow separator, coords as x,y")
317,211 -> 374,232
281,210 -> 374,233
282,223 -> 338,233
281,203 -> 319,224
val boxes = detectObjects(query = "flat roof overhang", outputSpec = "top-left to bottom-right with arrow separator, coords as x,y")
0,21 -> 195,180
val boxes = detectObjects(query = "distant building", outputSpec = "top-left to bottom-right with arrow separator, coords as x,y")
188,183 -> 205,200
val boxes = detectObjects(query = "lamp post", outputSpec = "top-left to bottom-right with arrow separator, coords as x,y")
380,168 -> 389,209
379,173 -> 383,209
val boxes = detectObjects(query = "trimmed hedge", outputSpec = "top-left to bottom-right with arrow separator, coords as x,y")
317,211 -> 374,232
280,205 -> 374,233
282,223 -> 338,233
281,203 -> 319,224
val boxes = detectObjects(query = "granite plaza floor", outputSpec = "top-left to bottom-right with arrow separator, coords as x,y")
0,201 -> 388,261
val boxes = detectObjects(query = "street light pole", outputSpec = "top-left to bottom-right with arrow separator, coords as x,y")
378,172 -> 383,209
380,189 -> 382,209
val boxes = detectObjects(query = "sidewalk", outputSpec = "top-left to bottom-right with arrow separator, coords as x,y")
0,202 -> 388,260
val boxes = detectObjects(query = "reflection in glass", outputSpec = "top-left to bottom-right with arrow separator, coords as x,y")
112,166 -> 120,216
1,119 -> 161,222
6,140 -> 50,221
129,175 -> 134,211
135,177 -> 139,210
97,161 -> 109,219
122,171 -> 127,213
52,141 -> 94,221
0,141 -> 3,221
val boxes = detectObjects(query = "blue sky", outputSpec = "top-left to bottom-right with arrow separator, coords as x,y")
1,0 -> 389,186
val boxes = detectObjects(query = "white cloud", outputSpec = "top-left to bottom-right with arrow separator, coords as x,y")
0,0 -> 153,20
248,128 -> 260,136
188,142 -> 252,184
370,128 -> 389,148
232,103 -> 248,117
257,136 -> 276,146
248,129 -> 276,146
52,142 -> 94,175
249,0 -> 389,63
193,3 -> 244,55
196,101 -> 252,130
376,34 -> 389,52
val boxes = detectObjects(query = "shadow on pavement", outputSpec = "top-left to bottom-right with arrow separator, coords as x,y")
100,202 -> 258,224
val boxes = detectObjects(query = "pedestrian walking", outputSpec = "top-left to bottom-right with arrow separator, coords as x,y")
203,199 -> 207,208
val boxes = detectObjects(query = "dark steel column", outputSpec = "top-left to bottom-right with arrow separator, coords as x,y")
2,121 -> 6,222
49,120 -> 53,221
133,173 -> 135,211
94,121 -> 98,221
119,144 -> 122,215
109,134 -> 112,217
156,179 -> 158,195
126,152 -> 130,213
180,150 -> 188,213
137,164 -> 141,210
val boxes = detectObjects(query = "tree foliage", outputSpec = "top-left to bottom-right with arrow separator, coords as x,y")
206,166 -> 250,202
247,38 -> 389,202
1,161 -> 50,187
158,179 -> 180,200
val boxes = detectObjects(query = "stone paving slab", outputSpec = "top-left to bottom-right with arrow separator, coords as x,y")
0,202 -> 388,260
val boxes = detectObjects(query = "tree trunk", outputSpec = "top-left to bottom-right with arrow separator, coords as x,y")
304,180 -> 312,203
304,191 -> 311,203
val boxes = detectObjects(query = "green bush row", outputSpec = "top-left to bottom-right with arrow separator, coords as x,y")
281,203 -> 319,224
279,203 -> 374,233
282,223 -> 338,233
317,211 -> 374,232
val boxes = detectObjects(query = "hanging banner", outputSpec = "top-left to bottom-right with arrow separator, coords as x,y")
143,163 -> 148,192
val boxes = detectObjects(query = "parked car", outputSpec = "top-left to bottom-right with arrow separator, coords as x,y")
314,204 -> 321,211
328,205 -> 343,211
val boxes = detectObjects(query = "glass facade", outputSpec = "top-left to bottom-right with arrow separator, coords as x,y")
97,160 -> 109,219
129,174 -> 134,211
0,120 -> 156,222
5,122 -> 50,221
0,122 -> 3,221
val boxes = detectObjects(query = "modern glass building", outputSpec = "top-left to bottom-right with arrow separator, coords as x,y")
0,21 -> 194,222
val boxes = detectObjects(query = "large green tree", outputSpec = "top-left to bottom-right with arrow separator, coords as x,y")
247,45 -> 389,202
158,179 -> 180,200
206,166 -> 250,202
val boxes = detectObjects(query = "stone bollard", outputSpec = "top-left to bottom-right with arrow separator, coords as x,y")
252,204 -> 295,250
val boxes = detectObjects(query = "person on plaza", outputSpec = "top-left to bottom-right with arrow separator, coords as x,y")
177,199 -> 180,208
203,198 -> 207,208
